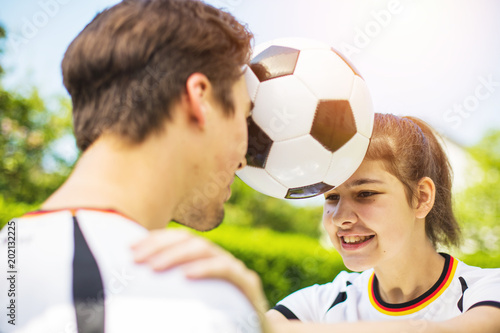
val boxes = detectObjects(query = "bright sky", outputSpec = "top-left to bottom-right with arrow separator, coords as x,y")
1,0 -> 499,148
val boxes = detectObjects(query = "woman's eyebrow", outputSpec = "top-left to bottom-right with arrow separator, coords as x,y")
344,178 -> 384,189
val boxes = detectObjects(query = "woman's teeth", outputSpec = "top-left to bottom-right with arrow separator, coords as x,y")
343,235 -> 373,244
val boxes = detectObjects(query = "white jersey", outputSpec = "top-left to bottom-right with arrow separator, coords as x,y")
0,209 -> 261,333
274,253 -> 500,322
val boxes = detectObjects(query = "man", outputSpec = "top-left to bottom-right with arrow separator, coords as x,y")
0,0 -> 263,332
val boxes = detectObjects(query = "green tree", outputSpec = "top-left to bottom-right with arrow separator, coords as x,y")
0,25 -> 74,206
225,177 -> 324,238
455,130 -> 500,253
0,25 -> 5,76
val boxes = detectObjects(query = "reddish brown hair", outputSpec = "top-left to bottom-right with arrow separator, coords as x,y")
62,0 -> 253,151
366,113 -> 462,248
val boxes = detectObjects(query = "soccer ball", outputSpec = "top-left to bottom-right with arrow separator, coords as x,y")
236,38 -> 374,199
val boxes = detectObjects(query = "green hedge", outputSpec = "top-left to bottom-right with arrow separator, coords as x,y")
0,196 -> 38,229
459,252 -> 500,269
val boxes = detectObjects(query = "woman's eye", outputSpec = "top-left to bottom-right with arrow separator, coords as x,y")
358,191 -> 376,198
325,194 -> 339,201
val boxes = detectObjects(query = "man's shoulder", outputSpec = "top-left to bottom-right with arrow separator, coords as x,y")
76,210 -> 259,328
105,268 -> 258,332
0,210 -> 261,332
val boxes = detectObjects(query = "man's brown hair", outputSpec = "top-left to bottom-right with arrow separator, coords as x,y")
62,0 -> 253,151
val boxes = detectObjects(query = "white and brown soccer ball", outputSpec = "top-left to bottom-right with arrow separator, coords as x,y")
236,38 -> 374,199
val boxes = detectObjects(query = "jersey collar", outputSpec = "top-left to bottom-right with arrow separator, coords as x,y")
368,253 -> 458,316
23,207 -> 135,222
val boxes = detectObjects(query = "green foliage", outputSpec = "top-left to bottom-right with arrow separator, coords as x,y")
454,130 -> 500,253
226,177 -> 324,238
0,195 -> 38,228
197,224 -> 346,306
0,25 -> 5,76
0,88 -> 74,204
0,26 -> 74,204
459,251 -> 500,269
468,130 -> 500,170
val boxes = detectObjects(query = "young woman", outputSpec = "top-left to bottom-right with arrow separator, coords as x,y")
265,113 -> 500,332
133,113 -> 500,332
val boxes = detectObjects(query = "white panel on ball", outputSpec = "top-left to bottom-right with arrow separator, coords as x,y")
324,133 -> 370,187
244,66 -> 260,101
294,49 -> 355,100
236,166 -> 288,199
349,76 -> 374,139
253,76 -> 318,142
266,135 -> 332,188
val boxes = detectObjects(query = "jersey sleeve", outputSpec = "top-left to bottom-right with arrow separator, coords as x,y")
462,267 -> 500,312
272,271 -> 358,322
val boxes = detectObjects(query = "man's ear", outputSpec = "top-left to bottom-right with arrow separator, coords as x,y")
185,73 -> 212,128
415,177 -> 436,219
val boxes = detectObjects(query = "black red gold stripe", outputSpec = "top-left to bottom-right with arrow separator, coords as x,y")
369,254 -> 458,316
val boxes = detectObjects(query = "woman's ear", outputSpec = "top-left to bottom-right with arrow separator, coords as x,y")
415,177 -> 436,219
185,73 -> 212,128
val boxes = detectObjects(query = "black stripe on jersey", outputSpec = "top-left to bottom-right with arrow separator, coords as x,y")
72,216 -> 106,332
328,292 -> 347,311
327,280 -> 351,312
468,301 -> 500,311
273,304 -> 300,320
457,276 -> 468,312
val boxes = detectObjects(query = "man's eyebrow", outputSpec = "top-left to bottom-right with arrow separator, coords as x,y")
344,178 -> 384,189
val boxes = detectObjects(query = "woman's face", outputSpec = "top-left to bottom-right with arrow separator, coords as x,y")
322,159 -> 421,272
